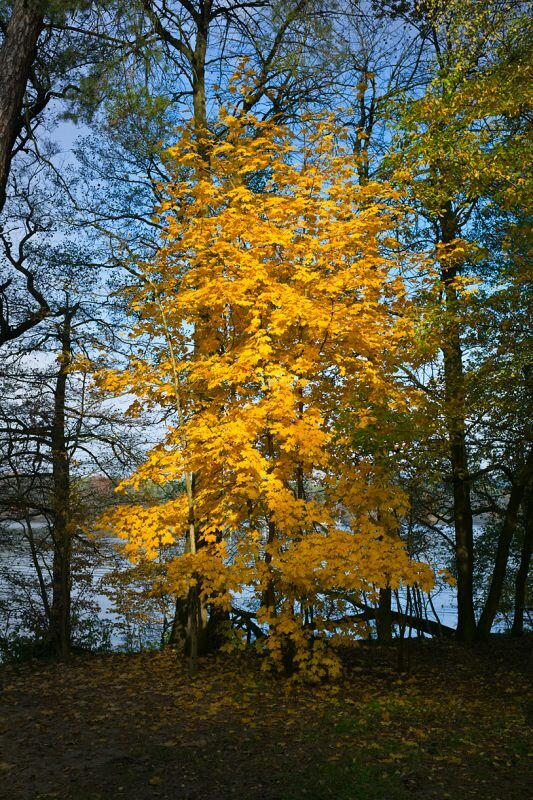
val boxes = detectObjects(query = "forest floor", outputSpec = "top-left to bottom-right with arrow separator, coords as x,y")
0,637 -> 531,800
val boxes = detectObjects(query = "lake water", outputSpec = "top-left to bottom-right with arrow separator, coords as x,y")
5,520 -> 509,658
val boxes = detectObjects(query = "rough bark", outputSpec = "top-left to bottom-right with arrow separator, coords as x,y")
0,0 -> 45,214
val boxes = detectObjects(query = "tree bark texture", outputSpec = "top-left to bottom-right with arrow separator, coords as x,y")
0,0 -> 44,213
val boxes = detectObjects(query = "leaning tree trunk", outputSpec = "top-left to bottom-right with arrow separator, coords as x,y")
477,450 -> 533,640
0,0 -> 44,213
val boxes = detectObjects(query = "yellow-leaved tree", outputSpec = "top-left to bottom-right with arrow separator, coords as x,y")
100,110 -> 433,679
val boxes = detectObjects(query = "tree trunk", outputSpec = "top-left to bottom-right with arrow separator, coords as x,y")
440,206 -> 477,643
261,432 -> 278,616
512,483 -> 533,636
477,450 -> 533,639
25,515 -> 52,628
376,587 -> 393,642
348,602 -> 456,638
0,0 -> 44,213
181,4 -> 211,668
205,604 -> 230,651
261,517 -> 277,612
168,596 -> 188,650
49,306 -> 76,659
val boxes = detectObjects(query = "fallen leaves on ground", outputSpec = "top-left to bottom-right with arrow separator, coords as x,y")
0,638 -> 531,799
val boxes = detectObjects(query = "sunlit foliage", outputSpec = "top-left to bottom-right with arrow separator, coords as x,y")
99,111 -> 435,677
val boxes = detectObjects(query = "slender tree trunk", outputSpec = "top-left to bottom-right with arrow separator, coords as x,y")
185,482 -> 201,675
25,515 -> 52,627
161,2 -> 211,668
395,589 -> 410,672
182,4 -> 211,667
261,517 -> 277,612
49,306 -> 76,659
187,585 -> 199,678
443,296 -> 476,642
191,9 -> 208,155
0,0 -> 44,213
478,450 -> 533,639
376,587 -> 393,642
261,431 -> 277,613
512,483 -> 533,636
440,206 -> 477,643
